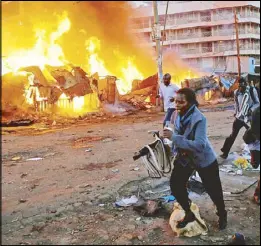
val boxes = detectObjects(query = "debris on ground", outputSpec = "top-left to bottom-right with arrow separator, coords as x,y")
133,199 -> 164,217
1,119 -> 34,127
20,173 -> 28,178
227,233 -> 246,245
131,167 -> 140,171
19,199 -> 27,203
233,157 -> 250,169
111,169 -> 119,173
26,157 -> 43,161
159,195 -> 176,203
115,195 -> 139,207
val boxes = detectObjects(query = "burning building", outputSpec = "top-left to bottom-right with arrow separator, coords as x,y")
2,1 -> 203,119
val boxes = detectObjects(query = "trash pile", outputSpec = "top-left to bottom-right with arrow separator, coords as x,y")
220,143 -> 260,175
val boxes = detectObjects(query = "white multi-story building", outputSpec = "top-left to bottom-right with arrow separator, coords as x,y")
130,1 -> 260,73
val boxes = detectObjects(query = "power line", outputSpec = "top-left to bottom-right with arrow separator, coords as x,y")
161,1 -> 169,47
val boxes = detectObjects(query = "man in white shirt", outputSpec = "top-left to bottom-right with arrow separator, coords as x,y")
158,73 -> 180,127
220,77 -> 259,159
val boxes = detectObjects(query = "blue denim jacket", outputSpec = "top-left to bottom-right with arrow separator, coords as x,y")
171,107 -> 217,168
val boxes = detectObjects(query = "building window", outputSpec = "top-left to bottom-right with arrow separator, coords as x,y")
200,11 -> 211,22
201,27 -> 212,37
201,42 -> 213,53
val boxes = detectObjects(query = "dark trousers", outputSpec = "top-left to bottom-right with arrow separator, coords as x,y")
170,160 -> 226,215
221,118 -> 250,156
163,108 -> 175,127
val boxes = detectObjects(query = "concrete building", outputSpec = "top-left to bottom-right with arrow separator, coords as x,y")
130,1 -> 260,74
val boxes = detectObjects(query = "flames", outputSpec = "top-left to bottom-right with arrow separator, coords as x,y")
2,2 -> 202,116
2,13 -> 144,114
2,14 -> 70,75
85,36 -> 144,95
85,37 -> 110,76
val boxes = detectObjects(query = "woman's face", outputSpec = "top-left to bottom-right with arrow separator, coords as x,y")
175,93 -> 189,112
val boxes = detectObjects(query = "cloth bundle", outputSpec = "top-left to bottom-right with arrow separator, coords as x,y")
169,202 -> 208,237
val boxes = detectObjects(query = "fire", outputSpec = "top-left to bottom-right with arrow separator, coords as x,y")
73,96 -> 85,111
118,58 -> 144,95
204,91 -> 212,101
145,96 -> 151,103
2,14 -> 71,75
59,93 -> 69,99
85,37 -> 111,76
85,37 -> 144,95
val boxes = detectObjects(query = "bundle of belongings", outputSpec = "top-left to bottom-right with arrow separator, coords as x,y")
169,202 -> 208,237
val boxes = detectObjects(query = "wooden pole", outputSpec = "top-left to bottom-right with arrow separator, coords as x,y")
153,1 -> 164,109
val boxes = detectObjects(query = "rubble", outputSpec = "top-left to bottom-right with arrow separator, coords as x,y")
2,119 -> 34,127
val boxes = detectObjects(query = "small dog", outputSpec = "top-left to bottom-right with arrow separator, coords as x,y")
169,202 -> 208,237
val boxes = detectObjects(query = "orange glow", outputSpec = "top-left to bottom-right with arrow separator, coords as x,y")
204,91 -> 212,101
85,37 -> 144,95
145,96 -> 151,103
2,1 -> 202,115
118,58 -> 144,95
59,93 -> 69,99
73,96 -> 85,111
85,37 -> 111,76
2,14 -> 70,75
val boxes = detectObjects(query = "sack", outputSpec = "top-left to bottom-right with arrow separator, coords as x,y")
169,202 -> 208,237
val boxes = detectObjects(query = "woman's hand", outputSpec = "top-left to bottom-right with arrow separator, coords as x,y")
163,129 -> 173,140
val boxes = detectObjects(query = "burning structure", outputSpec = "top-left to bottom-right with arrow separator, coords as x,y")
2,1 -> 203,120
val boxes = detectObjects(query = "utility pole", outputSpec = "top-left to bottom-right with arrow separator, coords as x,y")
152,1 -> 163,107
234,9 -> 241,77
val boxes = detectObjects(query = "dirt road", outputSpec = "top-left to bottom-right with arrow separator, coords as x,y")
2,109 -> 260,245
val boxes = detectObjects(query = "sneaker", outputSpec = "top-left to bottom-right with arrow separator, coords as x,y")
220,153 -> 228,159
177,210 -> 196,229
218,210 -> 227,230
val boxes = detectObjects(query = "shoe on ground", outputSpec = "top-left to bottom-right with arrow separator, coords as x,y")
217,210 -> 227,230
177,210 -> 196,229
220,153 -> 228,159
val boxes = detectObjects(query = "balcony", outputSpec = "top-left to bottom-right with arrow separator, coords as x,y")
201,46 -> 213,53
201,31 -> 212,38
130,12 -> 260,33
165,45 -> 260,59
159,31 -> 260,45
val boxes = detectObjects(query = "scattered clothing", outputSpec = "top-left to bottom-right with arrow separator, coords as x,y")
160,195 -> 176,203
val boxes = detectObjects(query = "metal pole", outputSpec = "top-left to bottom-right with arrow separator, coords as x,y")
153,1 -> 163,108
234,9 -> 241,77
